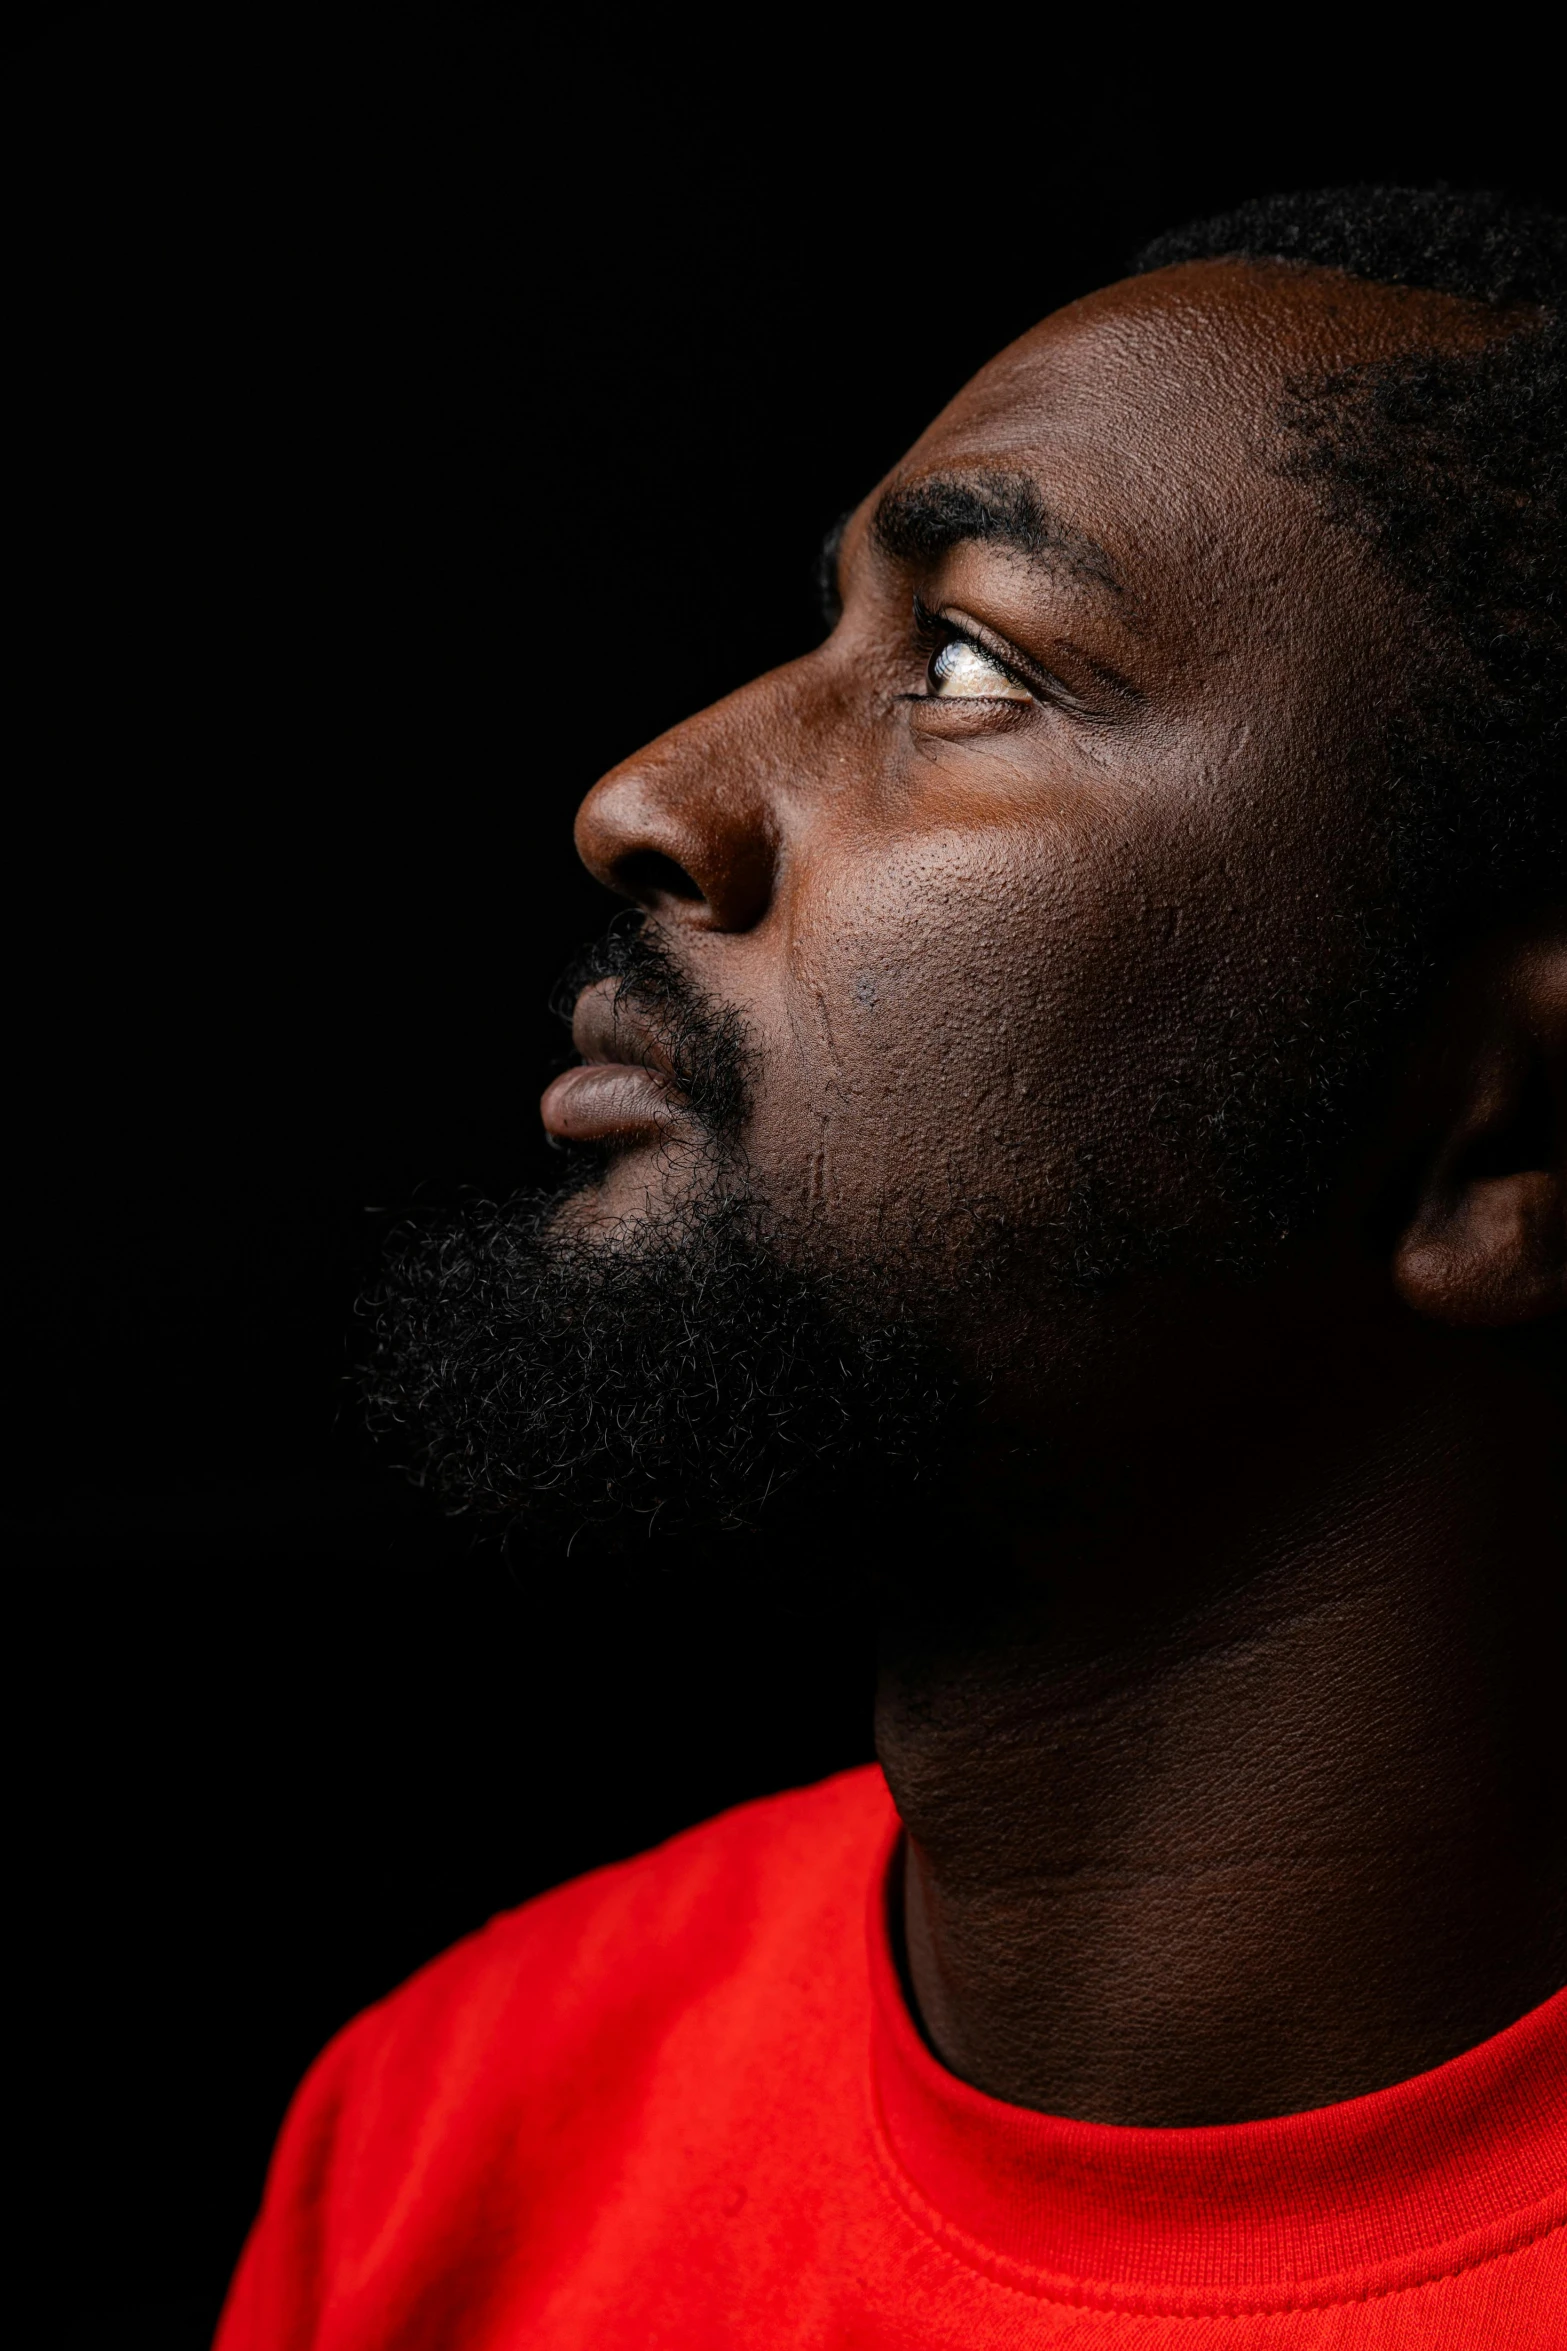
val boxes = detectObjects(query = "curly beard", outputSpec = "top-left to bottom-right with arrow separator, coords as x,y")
360,924 -> 956,1546
361,907 -> 1415,1553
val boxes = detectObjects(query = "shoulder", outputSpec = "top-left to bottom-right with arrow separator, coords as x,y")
217,1767 -> 895,2344
302,1761 -> 892,2140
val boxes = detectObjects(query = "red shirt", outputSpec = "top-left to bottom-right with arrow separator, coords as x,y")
217,1765 -> 1566,2348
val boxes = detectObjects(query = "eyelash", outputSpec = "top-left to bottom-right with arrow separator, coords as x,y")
911,594 -> 1039,701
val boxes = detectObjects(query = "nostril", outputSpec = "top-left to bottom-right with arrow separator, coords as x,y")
618,849 -> 706,906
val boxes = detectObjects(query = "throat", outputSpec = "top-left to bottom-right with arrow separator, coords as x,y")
875,1389 -> 1565,2127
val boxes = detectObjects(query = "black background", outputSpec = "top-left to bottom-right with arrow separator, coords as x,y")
8,13 -> 1565,2344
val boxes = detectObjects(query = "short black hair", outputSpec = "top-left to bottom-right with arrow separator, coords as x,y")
1137,184 -> 1567,307
1136,187 -> 1566,938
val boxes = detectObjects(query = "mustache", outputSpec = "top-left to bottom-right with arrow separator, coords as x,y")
550,916 -> 753,1143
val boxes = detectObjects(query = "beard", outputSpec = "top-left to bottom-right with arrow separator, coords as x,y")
360,923 -> 958,1549
362,912 -> 1419,1552
362,1185 -> 957,1545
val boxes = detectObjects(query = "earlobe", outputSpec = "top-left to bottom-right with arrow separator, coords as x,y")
1391,930 -> 1567,1330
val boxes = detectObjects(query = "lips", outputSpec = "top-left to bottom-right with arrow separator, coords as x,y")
539,978 -> 685,1145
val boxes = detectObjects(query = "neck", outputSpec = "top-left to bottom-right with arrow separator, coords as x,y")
875,1338 -> 1565,2127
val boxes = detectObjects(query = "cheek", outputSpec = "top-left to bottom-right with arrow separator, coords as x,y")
740,829 -> 1155,1233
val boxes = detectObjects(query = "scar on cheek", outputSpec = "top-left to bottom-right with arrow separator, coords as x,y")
853,973 -> 878,1010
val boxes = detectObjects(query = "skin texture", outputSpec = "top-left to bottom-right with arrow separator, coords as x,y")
550,260 -> 1567,2126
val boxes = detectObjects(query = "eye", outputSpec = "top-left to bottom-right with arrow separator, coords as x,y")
927,636 -> 1033,701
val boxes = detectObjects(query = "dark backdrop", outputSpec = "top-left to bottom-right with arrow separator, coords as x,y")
8,13 -> 1563,2344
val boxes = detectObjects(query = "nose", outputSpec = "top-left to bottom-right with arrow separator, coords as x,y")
574,686 -> 782,932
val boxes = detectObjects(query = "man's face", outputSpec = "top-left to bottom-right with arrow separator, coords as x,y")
367,259 -> 1504,1535
546,262 -> 1479,1428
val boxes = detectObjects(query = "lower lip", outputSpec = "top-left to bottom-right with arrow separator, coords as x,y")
540,1063 -> 681,1144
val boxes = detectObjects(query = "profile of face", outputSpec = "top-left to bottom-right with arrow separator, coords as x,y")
369,258 -> 1565,1550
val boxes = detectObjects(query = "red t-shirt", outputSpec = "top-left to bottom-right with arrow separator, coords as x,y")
216,1765 -> 1566,2347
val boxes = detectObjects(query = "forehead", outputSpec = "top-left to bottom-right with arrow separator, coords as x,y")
884,261 -> 1484,611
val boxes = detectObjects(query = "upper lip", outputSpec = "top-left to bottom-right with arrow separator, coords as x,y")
569,979 -> 681,1088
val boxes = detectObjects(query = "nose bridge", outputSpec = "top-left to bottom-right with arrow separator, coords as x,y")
574,659 -> 815,931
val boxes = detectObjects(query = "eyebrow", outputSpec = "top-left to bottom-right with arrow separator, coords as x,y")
869,469 -> 1124,599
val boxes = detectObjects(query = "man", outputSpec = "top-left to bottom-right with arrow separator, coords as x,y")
218,186 -> 1565,2347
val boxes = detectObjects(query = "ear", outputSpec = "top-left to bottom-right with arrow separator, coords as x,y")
1392,921 -> 1567,1328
